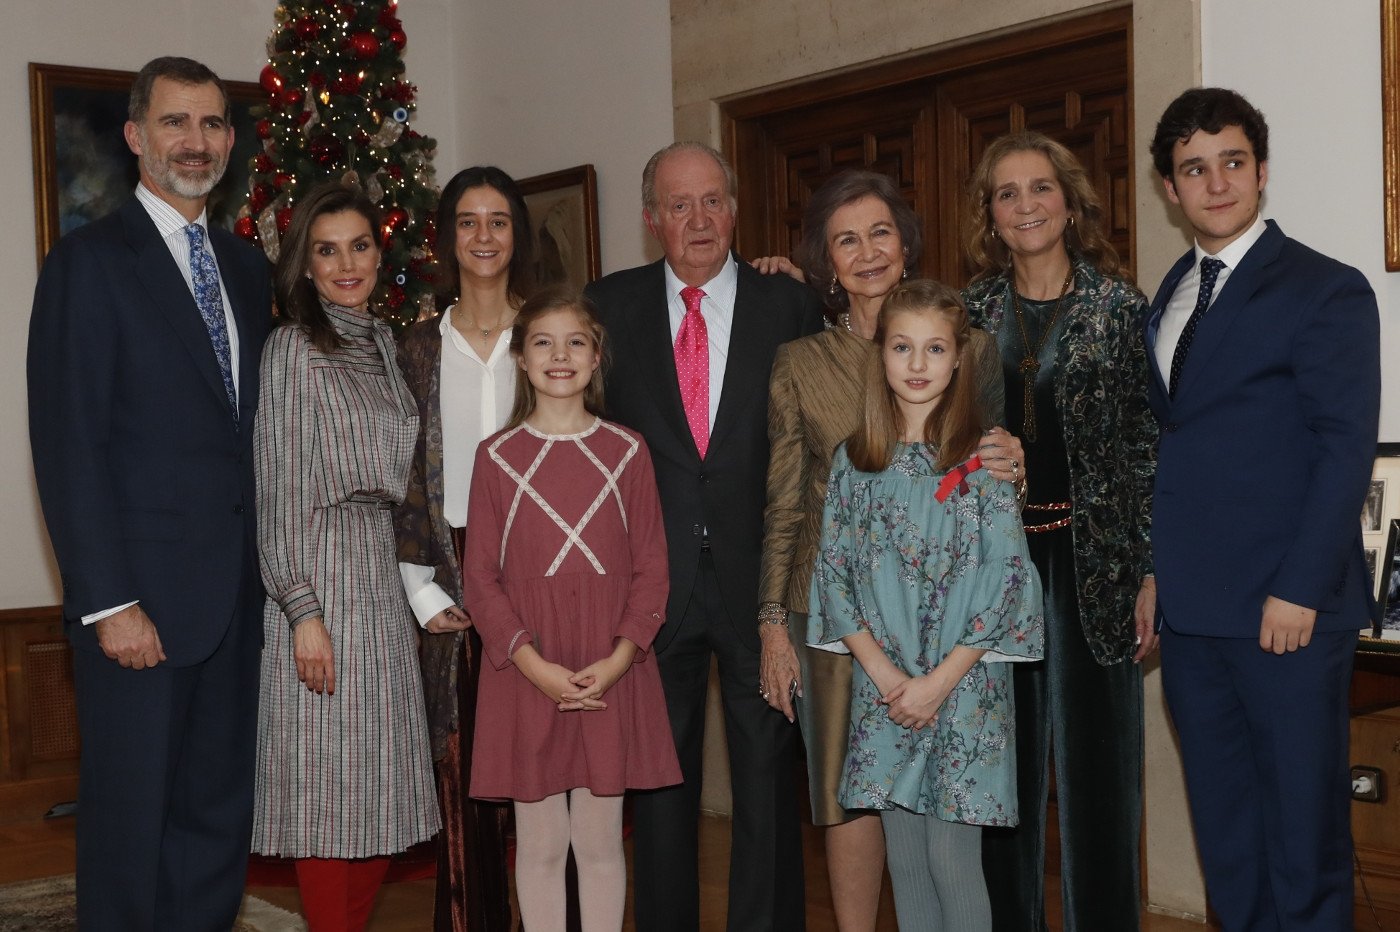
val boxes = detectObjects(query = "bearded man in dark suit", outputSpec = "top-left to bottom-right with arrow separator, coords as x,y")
28,56 -> 271,930
584,142 -> 823,931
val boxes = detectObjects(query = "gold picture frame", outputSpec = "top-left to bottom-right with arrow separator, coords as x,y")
1384,0 -> 1399,271
28,62 -> 263,263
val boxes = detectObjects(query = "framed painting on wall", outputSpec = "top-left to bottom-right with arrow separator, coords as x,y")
517,164 -> 601,291
29,62 -> 263,263
1361,444 -> 1400,650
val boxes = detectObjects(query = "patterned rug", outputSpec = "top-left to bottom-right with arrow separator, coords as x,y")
0,876 -> 307,931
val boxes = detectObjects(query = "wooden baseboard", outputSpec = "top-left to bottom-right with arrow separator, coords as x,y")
0,774 -> 77,825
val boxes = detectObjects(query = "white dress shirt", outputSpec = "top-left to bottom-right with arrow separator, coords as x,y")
398,307 -> 516,627
664,256 -> 738,429
82,185 -> 242,626
1154,213 -> 1267,376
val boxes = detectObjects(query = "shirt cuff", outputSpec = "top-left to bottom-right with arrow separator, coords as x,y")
276,583 -> 322,630
81,601 -> 139,626
399,562 -> 456,628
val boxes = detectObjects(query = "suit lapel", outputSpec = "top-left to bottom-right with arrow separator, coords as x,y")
1171,223 -> 1283,402
211,230 -> 263,430
1147,250 -> 1194,403
123,200 -> 233,419
709,263 -> 767,453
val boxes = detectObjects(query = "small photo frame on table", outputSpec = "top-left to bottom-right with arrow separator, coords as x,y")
28,62 -> 263,263
517,164 -> 601,292
1361,443 -> 1400,651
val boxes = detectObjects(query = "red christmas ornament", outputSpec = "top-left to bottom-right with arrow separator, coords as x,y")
388,29 -> 406,50
348,32 -> 379,59
385,284 -> 407,309
422,218 -> 436,244
297,110 -> 314,126
282,87 -> 305,108
253,153 -> 274,173
275,172 -> 294,191
235,216 -> 257,241
250,183 -> 273,215
353,128 -> 372,145
331,72 -> 363,96
378,8 -> 401,27
259,63 -> 283,94
384,207 -> 409,230
276,207 -> 295,235
308,71 -> 326,87
295,15 -> 320,39
387,165 -> 403,180
308,134 -> 346,166
256,118 -> 273,140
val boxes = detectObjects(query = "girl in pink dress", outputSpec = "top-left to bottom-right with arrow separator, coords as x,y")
462,286 -> 681,930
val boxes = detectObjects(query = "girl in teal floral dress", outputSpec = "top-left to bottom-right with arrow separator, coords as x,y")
809,280 -> 1044,930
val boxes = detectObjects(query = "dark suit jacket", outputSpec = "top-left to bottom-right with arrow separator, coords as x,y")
1145,220 -> 1380,636
586,257 -> 824,651
28,196 -> 272,665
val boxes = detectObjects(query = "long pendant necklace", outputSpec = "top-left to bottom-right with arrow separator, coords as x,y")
1010,269 -> 1074,444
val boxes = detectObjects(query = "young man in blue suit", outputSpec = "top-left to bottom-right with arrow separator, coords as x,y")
1146,87 -> 1379,931
28,57 -> 271,930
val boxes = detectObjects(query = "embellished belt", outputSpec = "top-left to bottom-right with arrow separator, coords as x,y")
1023,500 -> 1072,534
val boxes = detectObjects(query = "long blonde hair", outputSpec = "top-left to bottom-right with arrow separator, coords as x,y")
847,280 -> 983,473
963,131 -> 1122,280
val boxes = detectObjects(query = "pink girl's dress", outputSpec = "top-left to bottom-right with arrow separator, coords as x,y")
463,417 -> 681,801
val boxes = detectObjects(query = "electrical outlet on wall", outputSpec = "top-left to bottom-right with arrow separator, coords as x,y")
1353,765 -> 1385,802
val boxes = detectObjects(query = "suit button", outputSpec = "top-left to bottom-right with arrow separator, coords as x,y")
233,504 -> 245,514
692,524 -> 702,536
1164,423 -> 1179,433
698,471 -> 707,482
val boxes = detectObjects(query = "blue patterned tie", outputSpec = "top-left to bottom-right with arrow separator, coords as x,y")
1168,256 -> 1226,398
184,223 -> 237,418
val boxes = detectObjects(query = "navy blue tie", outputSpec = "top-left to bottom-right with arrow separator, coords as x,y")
1168,256 -> 1226,398
184,224 -> 237,418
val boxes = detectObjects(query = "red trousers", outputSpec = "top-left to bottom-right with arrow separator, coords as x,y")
294,856 -> 392,932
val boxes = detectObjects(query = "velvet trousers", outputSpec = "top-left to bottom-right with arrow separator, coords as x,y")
982,526 -> 1143,932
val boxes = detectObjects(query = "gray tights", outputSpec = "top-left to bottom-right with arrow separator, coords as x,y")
880,807 -> 991,931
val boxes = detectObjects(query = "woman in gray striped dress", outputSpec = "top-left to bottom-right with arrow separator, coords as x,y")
252,182 -> 440,931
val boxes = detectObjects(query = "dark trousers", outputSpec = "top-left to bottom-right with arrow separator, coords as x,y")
631,554 -> 804,932
983,528 -> 1143,932
1160,624 -> 1355,932
72,602 -> 259,931
433,629 -> 513,932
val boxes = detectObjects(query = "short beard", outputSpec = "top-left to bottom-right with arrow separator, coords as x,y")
137,129 -> 227,202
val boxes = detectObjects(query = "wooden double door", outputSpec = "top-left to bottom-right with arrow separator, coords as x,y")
723,8 -> 1133,285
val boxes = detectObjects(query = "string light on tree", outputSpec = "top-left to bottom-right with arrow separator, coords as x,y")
241,0 -> 440,331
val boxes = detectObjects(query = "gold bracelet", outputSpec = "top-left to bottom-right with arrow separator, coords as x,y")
757,601 -> 789,627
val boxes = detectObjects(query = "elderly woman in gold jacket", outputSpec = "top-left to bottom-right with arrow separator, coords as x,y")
754,169 -> 1020,931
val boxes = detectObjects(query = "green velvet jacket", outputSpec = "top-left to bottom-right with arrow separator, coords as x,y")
963,257 -> 1156,665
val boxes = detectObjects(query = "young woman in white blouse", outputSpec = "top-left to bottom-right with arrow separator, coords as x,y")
393,166 -> 536,932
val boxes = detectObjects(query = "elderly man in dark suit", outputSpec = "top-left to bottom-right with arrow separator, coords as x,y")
28,57 -> 271,930
585,142 -> 822,931
1145,87 -> 1379,931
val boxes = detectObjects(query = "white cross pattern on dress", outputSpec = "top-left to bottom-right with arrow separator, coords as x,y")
489,422 -> 640,576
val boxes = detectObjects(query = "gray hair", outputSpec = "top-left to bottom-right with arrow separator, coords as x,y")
641,141 -> 738,219
129,56 -> 229,123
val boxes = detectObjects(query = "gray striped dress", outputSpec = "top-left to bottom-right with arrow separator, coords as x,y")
251,304 -> 440,858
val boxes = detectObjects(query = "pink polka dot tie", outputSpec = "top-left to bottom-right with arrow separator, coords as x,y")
675,286 -> 710,459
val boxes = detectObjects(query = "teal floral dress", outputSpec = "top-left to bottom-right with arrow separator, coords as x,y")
809,443 -> 1044,826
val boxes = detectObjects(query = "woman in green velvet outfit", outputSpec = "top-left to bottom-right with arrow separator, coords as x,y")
961,131 -> 1158,932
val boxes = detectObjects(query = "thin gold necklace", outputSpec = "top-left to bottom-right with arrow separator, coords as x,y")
1009,268 -> 1074,443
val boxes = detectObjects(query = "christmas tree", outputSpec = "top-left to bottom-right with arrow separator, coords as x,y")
239,0 -> 440,330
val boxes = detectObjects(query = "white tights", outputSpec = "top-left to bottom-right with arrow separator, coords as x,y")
513,789 -> 625,932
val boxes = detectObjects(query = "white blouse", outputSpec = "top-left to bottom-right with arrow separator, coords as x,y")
399,305 -> 516,626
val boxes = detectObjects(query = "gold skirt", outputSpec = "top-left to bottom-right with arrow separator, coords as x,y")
790,613 -> 866,826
